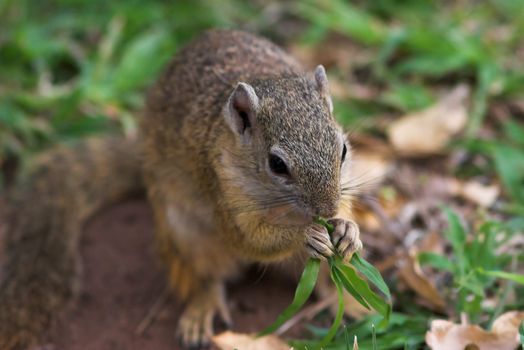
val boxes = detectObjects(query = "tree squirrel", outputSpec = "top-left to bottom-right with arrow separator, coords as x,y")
0,29 -> 361,349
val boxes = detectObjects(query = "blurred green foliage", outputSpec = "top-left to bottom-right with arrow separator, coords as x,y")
1,0 -> 524,348
0,0 -> 262,172
2,0 -> 524,181
419,209 -> 524,323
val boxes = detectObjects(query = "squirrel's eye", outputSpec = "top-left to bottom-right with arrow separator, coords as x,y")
341,143 -> 347,163
269,154 -> 289,176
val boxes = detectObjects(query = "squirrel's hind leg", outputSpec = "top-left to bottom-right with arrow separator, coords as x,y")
149,195 -> 237,349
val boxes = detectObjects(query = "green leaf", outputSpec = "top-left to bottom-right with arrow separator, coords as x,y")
491,144 -> 524,204
351,253 -> 391,300
477,269 -> 524,285
333,264 -> 371,310
379,82 -> 434,111
443,208 -> 467,261
314,216 -> 334,233
258,258 -> 320,336
298,0 -> 386,46
503,120 -> 524,147
395,54 -> 468,77
468,222 -> 500,271
336,262 -> 391,326
418,252 -> 454,272
112,28 -> 172,95
468,63 -> 499,136
318,268 -> 345,348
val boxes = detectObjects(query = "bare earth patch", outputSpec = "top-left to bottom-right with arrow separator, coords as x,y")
0,199 -> 305,350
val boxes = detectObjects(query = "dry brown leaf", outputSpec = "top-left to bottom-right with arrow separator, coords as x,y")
447,179 -> 500,207
212,331 -> 290,350
397,232 -> 447,312
426,311 -> 524,350
387,85 -> 470,156
397,247 -> 447,312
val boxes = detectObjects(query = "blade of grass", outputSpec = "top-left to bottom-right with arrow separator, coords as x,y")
418,252 -> 454,272
372,324 -> 377,350
314,216 -> 334,233
318,268 -> 345,348
344,324 -> 350,350
351,253 -> 391,300
477,269 -> 524,285
336,263 -> 391,327
258,258 -> 320,336
332,264 -> 371,310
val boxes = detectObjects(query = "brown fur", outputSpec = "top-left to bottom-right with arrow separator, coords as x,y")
142,30 -> 353,347
0,138 -> 141,349
0,29 -> 355,349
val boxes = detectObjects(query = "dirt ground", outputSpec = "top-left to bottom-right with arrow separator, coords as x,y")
1,199 -> 308,350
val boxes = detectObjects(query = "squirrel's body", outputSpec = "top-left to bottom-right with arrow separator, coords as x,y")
0,29 -> 360,349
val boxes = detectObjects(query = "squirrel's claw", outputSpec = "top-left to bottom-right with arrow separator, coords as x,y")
176,283 -> 230,349
327,218 -> 362,261
177,301 -> 214,349
305,223 -> 336,260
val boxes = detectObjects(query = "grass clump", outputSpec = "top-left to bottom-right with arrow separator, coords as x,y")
260,218 -> 391,349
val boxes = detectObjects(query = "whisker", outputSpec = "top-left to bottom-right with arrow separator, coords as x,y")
229,196 -> 299,216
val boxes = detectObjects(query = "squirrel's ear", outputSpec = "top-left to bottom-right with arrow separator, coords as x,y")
224,82 -> 259,140
314,65 -> 333,114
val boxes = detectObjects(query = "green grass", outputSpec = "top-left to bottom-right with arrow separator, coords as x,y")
260,218 -> 391,349
2,0 -> 524,348
0,0 -> 261,181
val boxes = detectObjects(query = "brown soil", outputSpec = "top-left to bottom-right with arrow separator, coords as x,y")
4,199 -> 309,350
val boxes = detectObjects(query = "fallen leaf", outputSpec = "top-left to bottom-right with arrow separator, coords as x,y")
397,232 -> 447,312
426,311 -> 524,350
387,85 -> 470,156
397,247 -> 447,312
212,331 -> 290,350
447,179 -> 500,207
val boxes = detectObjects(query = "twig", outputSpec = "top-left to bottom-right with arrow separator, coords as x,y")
135,285 -> 171,336
276,293 -> 337,336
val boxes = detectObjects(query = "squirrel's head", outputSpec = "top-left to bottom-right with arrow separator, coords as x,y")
222,65 -> 351,226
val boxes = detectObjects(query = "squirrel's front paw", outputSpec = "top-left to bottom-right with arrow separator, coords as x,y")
305,223 -> 335,260
328,218 -> 362,261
